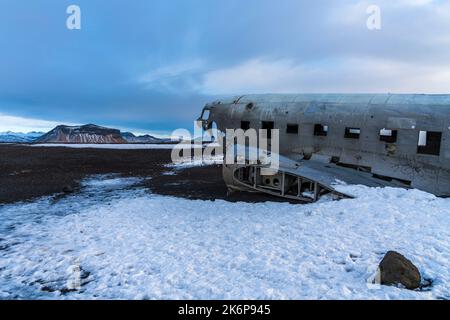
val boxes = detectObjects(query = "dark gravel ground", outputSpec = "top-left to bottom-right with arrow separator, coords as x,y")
0,144 -> 282,204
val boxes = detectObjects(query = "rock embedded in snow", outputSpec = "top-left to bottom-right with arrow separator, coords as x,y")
379,251 -> 421,290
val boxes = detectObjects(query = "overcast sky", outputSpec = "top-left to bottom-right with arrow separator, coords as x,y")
1,0 -> 449,135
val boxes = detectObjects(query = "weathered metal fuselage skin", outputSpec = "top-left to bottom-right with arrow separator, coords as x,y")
200,94 -> 450,197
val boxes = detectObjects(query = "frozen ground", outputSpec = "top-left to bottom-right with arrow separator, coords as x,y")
0,174 -> 449,300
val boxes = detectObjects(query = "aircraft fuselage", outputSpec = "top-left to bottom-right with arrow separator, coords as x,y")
199,94 -> 450,198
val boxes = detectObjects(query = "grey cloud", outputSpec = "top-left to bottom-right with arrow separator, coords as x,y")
0,0 -> 449,132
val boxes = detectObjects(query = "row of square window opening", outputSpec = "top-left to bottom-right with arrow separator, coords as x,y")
240,121 -> 443,156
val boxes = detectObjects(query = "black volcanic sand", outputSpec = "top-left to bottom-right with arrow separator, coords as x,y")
0,144 -> 283,204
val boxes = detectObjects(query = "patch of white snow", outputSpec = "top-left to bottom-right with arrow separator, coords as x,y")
0,178 -> 449,300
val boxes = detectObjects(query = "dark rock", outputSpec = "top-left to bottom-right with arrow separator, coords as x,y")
379,251 -> 421,290
41,286 -> 56,293
62,185 -> 74,194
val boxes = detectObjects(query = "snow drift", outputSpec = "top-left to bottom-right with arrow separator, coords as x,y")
0,175 -> 449,300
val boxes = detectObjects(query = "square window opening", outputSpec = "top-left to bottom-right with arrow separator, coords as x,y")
262,121 -> 275,139
314,124 -> 328,136
286,124 -> 299,134
345,127 -> 361,139
417,131 -> 442,156
241,121 -> 250,131
380,129 -> 398,143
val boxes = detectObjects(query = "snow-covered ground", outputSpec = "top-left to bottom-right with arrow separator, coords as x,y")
0,175 -> 449,300
167,155 -> 224,170
29,143 -> 194,150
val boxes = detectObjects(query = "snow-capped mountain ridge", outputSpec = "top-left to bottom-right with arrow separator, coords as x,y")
35,124 -> 127,144
0,131 -> 44,143
121,132 -> 171,144
29,124 -> 169,144
1,124 -> 171,144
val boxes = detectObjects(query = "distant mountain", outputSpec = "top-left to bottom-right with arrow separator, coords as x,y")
121,132 -> 171,144
35,124 -> 127,144
0,131 -> 44,143
32,124 -> 171,144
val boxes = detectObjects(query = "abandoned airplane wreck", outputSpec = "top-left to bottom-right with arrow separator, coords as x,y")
199,94 -> 450,202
